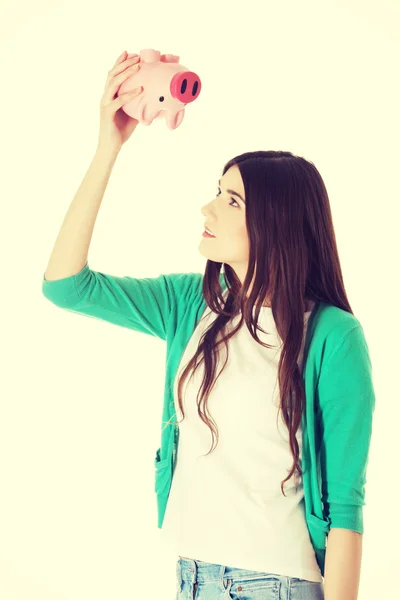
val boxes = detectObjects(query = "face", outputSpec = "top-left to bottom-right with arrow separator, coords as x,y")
199,165 -> 249,284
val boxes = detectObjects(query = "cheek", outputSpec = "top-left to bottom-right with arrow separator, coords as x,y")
234,224 -> 249,253
239,223 -> 248,240
241,224 -> 250,253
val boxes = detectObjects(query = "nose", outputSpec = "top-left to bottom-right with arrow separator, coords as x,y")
170,71 -> 202,104
201,204 -> 211,217
201,194 -> 217,217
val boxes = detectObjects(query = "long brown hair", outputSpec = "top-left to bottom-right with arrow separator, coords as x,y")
175,150 -> 353,496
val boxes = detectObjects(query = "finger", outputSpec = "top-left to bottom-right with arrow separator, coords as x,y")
102,63 -> 141,105
105,51 -> 127,83
114,86 -> 143,109
114,50 -> 127,65
103,86 -> 143,112
104,57 -> 140,94
106,55 -> 140,85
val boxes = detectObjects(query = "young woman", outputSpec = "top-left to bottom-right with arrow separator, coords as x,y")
43,51 -> 375,600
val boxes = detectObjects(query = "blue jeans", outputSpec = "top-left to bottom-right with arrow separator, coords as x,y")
176,557 -> 324,599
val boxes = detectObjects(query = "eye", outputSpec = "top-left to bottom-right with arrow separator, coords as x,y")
217,187 -> 240,208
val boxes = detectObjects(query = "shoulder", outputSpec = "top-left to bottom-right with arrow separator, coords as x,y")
312,302 -> 371,371
314,301 -> 362,338
163,271 -> 227,296
160,272 -> 205,306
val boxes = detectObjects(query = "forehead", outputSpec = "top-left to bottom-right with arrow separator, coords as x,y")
219,165 -> 246,203
220,165 -> 243,188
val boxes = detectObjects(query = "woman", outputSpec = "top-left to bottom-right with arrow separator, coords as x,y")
43,50 -> 375,600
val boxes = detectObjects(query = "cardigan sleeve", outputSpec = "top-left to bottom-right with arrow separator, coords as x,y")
42,262 -> 194,341
315,324 -> 376,533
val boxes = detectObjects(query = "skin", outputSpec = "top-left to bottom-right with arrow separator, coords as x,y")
199,164 -> 272,306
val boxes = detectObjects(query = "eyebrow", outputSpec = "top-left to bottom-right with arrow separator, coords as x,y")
218,178 -> 246,203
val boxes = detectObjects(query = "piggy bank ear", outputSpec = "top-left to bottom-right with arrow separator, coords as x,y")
138,103 -> 152,126
160,54 -> 179,63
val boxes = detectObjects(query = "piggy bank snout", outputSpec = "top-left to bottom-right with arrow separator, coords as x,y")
170,71 -> 201,104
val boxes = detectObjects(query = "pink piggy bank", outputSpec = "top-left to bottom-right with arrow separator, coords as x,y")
117,48 -> 202,130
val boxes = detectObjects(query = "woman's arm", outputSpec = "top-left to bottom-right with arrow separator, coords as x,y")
44,146 -> 119,282
324,528 -> 363,600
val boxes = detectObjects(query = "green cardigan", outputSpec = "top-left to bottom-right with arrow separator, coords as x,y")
42,263 -> 376,577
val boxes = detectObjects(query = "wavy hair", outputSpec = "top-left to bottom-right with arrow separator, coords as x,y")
174,150 -> 353,496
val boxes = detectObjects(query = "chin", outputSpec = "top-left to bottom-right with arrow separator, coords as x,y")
198,246 -> 220,259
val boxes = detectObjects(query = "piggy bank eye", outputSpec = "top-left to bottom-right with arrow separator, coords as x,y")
159,96 -> 165,103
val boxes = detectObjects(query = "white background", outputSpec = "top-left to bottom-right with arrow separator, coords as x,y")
1,0 -> 398,598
